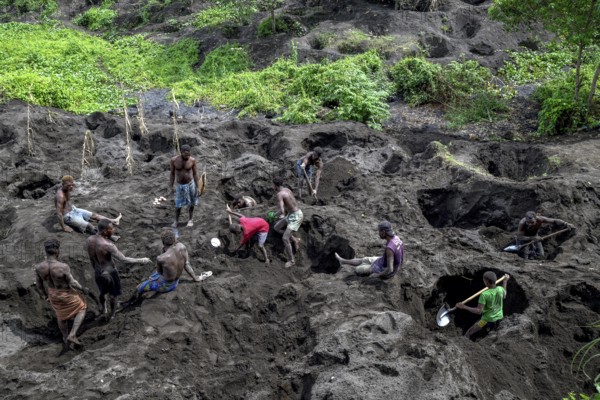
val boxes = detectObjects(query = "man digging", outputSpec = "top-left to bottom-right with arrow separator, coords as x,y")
516,211 -> 574,260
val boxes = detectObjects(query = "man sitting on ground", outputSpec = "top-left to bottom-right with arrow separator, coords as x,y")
335,221 -> 404,279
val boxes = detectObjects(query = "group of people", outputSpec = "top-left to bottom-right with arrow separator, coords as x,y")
38,142 -> 576,347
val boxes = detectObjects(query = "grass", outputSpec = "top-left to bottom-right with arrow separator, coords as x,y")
193,2 -> 256,29
431,141 -> 489,175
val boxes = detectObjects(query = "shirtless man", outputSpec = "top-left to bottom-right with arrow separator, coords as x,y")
35,238 -> 88,347
55,175 -> 121,239
169,144 -> 202,228
296,147 -> 323,198
124,230 -> 210,305
272,176 -> 303,268
516,211 -> 574,260
87,219 -> 151,318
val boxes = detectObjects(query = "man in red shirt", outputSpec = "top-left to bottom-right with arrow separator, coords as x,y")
227,206 -> 270,264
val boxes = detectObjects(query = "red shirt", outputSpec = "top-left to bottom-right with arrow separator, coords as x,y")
240,217 -> 269,245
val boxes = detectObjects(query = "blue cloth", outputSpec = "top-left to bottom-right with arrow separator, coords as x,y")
296,159 -> 313,179
64,206 -> 93,232
175,181 -> 199,209
137,271 -> 179,293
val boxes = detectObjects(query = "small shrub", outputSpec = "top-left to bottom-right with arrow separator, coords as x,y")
389,57 -> 441,105
0,0 -> 58,17
446,92 -> 508,128
198,44 -> 252,81
278,96 -> 320,124
337,29 -> 370,54
534,75 -> 589,135
73,6 -> 117,31
194,2 -> 256,29
499,44 -> 574,85
309,32 -> 335,50
257,16 -> 288,37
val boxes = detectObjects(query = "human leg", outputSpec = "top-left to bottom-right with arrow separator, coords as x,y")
282,228 -> 295,267
187,206 -> 194,227
334,252 -> 364,266
274,218 -> 287,235
464,321 -> 485,339
57,319 -> 69,343
173,207 -> 182,228
256,232 -> 269,263
534,241 -> 544,259
66,310 -> 85,345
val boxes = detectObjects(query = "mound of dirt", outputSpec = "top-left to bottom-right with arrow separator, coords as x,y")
0,97 -> 599,399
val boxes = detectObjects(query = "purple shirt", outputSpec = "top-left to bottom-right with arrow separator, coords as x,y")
372,236 -> 404,278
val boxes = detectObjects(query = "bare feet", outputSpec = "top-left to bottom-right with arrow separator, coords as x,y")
110,235 -> 120,242
285,260 -> 296,268
186,220 -> 194,227
172,220 -> 179,228
112,213 -> 122,226
335,252 -> 343,267
67,335 -> 82,345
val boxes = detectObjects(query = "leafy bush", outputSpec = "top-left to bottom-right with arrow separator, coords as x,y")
257,16 -> 288,37
446,92 -> 509,128
194,2 -> 256,29
389,57 -> 441,106
198,44 -> 252,81
499,44 -> 574,85
73,5 -> 117,32
139,0 -> 173,25
0,0 -> 57,17
436,59 -> 494,104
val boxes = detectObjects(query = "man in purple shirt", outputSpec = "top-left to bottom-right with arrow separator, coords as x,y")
335,220 -> 404,279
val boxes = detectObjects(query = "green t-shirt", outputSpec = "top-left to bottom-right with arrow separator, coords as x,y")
478,286 -> 505,322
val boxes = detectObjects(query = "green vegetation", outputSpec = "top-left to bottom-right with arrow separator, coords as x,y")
73,1 -> 117,32
568,320 -> 600,400
139,0 -> 173,25
197,44 -> 252,81
490,0 -> 600,135
499,44 -> 574,85
257,16 -> 288,37
257,0 -> 285,34
193,2 -> 256,29
390,57 -> 509,127
0,22 -> 198,113
0,0 -> 57,18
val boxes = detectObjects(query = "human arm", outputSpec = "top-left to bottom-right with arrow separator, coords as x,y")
456,302 -> 484,315
313,167 -> 322,195
34,268 -> 48,301
538,216 -> 574,230
192,160 -> 201,195
502,274 -> 509,298
65,270 -> 88,294
372,248 -> 394,279
108,244 -> 151,264
181,246 -> 202,282
55,193 -> 73,232
226,205 -> 243,219
276,192 -> 286,219
169,158 -> 175,194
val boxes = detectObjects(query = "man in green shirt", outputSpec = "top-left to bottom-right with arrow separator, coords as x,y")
456,271 -> 510,339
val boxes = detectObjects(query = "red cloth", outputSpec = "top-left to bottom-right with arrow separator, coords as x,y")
47,287 -> 87,321
240,217 -> 269,245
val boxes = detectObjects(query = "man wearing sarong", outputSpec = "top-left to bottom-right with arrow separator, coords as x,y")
272,176 -> 302,268
55,175 -> 122,240
169,144 -> 202,228
296,147 -> 323,198
227,205 -> 270,264
123,230 -> 210,305
87,219 -> 151,318
335,221 -> 404,280
35,238 -> 88,347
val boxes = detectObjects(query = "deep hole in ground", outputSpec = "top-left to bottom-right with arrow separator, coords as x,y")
477,144 -> 556,181
425,269 -> 529,335
418,182 -> 539,230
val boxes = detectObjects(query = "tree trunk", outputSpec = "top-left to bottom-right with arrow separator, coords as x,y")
574,41 -> 584,102
587,60 -> 600,109
271,10 -> 276,33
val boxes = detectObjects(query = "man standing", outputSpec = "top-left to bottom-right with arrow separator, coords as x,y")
169,144 -> 202,228
55,175 -> 121,238
516,211 -> 574,259
296,147 -> 323,198
456,271 -> 510,340
272,176 -> 302,268
35,238 -> 88,347
87,219 -> 151,318
335,221 -> 404,279
226,205 -> 270,264
125,230 -> 210,304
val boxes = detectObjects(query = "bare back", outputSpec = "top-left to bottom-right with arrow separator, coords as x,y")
156,243 -> 188,281
35,261 -> 55,289
48,261 -> 74,289
87,235 -> 116,276
277,187 -> 299,214
170,155 -> 196,185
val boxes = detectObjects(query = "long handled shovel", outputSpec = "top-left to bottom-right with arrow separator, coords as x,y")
436,275 -> 508,327
502,228 -> 570,253
301,167 -> 318,201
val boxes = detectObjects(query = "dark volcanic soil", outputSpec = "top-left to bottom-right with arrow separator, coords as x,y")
0,98 -> 599,399
1,0 -> 600,399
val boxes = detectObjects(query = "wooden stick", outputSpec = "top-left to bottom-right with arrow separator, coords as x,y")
459,275 -> 508,305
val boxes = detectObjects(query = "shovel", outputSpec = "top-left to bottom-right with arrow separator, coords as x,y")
436,275 -> 508,327
301,167 -> 318,201
502,228 -> 570,253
